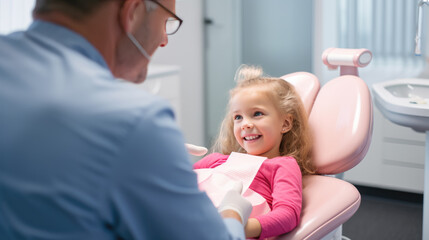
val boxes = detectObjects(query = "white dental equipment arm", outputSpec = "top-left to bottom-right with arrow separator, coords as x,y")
185,143 -> 208,156
416,0 -> 429,56
322,48 -> 372,77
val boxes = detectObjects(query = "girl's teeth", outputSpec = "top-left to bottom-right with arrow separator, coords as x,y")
245,135 -> 259,140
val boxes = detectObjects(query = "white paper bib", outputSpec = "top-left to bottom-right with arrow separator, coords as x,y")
195,152 -> 271,218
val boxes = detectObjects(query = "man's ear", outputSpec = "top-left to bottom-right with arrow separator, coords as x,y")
118,0 -> 144,33
281,115 -> 293,133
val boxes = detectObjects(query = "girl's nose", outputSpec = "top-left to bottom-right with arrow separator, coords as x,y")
241,120 -> 254,129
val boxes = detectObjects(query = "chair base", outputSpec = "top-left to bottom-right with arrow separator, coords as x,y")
320,225 -> 342,240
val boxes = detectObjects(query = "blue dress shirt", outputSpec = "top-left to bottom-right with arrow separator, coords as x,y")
0,21 -> 245,240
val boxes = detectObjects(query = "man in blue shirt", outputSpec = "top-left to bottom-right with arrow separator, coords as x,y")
0,0 -> 251,239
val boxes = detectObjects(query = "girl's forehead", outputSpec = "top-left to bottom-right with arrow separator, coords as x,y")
230,88 -> 275,109
233,86 -> 272,100
233,87 -> 263,99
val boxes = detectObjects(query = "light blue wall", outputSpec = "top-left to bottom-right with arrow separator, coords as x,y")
241,0 -> 313,77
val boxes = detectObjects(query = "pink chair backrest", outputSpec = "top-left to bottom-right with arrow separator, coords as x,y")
280,72 -> 320,115
282,73 -> 373,175
309,75 -> 373,174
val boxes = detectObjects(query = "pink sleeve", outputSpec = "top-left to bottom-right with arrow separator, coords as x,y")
255,157 -> 302,239
193,153 -> 229,169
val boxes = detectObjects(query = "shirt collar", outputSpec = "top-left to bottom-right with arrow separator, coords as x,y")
27,20 -> 110,70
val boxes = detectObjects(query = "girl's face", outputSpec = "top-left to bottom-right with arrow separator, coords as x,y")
230,87 -> 291,159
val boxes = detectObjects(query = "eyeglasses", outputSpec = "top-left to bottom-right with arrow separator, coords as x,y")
146,0 -> 183,35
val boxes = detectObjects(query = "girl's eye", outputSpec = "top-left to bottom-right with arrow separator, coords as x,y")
254,111 -> 263,117
234,115 -> 242,120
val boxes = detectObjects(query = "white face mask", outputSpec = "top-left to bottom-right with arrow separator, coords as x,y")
127,32 -> 152,60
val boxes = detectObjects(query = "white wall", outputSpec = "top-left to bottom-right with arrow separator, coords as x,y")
151,0 -> 205,147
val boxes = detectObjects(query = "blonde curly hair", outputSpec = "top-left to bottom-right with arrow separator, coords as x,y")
212,65 -> 315,175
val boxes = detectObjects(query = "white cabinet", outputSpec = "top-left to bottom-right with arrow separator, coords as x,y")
138,64 -> 182,126
344,106 -> 425,193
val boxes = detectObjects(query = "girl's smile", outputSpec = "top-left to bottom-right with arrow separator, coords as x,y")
243,134 -> 261,141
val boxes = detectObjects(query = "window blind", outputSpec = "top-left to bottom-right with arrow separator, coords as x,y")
337,0 -> 424,68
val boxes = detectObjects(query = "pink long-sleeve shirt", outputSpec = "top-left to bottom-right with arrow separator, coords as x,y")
193,153 -> 302,239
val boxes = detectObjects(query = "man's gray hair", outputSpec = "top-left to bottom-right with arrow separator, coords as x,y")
34,0 -> 159,20
34,0 -> 111,20
145,0 -> 159,12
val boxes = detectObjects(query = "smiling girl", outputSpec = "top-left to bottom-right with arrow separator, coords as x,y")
194,65 -> 315,239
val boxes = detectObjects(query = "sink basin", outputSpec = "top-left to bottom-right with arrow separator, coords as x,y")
385,83 -> 429,99
373,78 -> 429,132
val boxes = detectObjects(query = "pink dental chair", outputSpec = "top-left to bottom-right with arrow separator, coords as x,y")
187,48 -> 373,240
276,48 -> 373,240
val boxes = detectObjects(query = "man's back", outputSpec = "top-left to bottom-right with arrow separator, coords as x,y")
0,20 -> 157,239
0,20 -> 236,240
